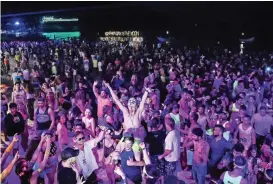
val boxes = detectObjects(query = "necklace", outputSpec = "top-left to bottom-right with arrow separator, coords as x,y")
129,114 -> 135,128
81,149 -> 87,165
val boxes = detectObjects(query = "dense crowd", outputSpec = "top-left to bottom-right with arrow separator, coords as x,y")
1,39 -> 273,184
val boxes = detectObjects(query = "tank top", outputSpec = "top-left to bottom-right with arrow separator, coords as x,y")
104,143 -> 115,158
36,108 -> 51,130
238,124 -> 252,147
232,103 -> 240,112
223,171 -> 242,184
93,59 -> 98,68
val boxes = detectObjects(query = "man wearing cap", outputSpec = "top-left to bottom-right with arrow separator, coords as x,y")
105,82 -> 151,161
119,132 -> 145,184
220,156 -> 248,184
263,169 -> 273,184
57,147 -> 83,184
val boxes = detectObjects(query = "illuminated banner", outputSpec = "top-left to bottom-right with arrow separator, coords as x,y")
104,31 -> 140,37
42,16 -> 78,23
100,37 -> 143,42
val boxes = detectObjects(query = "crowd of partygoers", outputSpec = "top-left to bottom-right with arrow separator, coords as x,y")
1,39 -> 273,184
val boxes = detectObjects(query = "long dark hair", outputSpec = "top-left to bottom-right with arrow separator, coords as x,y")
25,83 -> 34,94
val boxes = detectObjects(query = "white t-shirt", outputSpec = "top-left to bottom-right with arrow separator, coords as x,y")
164,129 -> 181,162
75,140 -> 98,179
98,61 -> 102,72
11,72 -> 18,84
83,59 -> 90,72
23,69 -> 30,81
79,51 -> 84,58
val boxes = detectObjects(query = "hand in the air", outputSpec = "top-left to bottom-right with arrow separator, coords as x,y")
13,151 -> 20,162
12,133 -> 19,143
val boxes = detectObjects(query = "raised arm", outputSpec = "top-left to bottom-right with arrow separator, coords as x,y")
85,128 -> 106,148
11,92 -> 15,103
0,152 -> 20,182
92,81 -> 100,98
139,142 -> 151,165
93,129 -> 106,145
137,88 -> 150,115
48,108 -> 55,130
30,135 -> 51,184
1,134 -> 19,166
30,135 -> 46,164
104,82 -> 127,113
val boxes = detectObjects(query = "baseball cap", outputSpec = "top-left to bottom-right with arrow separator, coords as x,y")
61,147 -> 79,161
234,156 -> 247,169
123,132 -> 134,142
265,169 -> 273,181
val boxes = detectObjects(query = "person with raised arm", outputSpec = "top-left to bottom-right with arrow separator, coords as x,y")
1,133 -> 19,166
0,151 -> 20,182
92,81 -> 112,124
15,135 -> 51,184
0,134 -> 20,183
104,81 -> 151,161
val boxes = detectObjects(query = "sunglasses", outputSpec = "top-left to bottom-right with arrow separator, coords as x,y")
77,137 -> 85,141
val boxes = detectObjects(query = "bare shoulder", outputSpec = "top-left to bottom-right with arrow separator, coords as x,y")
201,140 -> 210,149
48,107 -> 53,113
240,178 -> 248,184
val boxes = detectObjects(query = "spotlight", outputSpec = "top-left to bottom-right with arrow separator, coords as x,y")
15,21 -> 19,25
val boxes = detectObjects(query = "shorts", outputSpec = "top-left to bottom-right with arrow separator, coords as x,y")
164,160 -> 177,176
150,155 -> 165,175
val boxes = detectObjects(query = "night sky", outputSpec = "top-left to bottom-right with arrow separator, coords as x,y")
2,1 -> 273,50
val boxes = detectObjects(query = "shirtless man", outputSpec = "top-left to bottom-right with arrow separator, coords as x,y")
104,82 -> 151,161
191,127 -> 210,184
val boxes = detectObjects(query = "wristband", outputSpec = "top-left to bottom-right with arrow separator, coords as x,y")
5,147 -> 12,153
45,150 -> 50,156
